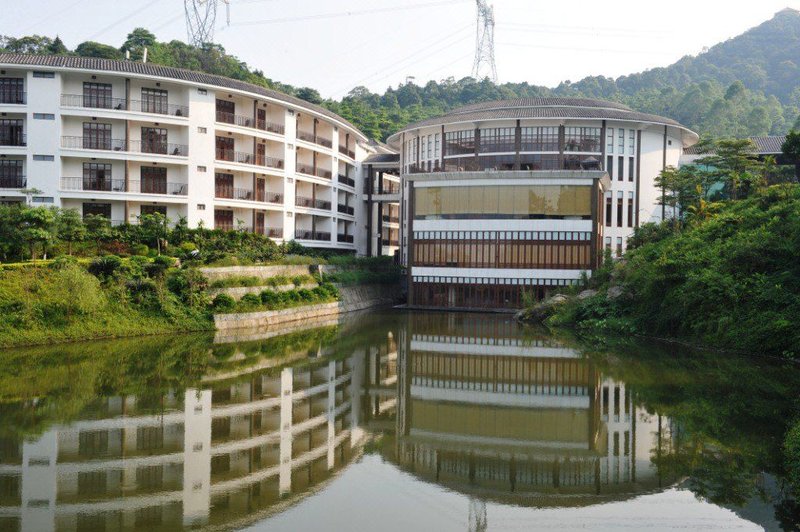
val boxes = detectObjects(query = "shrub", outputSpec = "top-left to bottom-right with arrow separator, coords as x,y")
786,420 -> 800,493
88,255 -> 122,279
125,278 -> 160,307
167,268 -> 208,307
260,290 -> 281,306
131,244 -> 149,256
49,255 -> 79,270
212,293 -> 236,312
296,288 -> 314,302
240,293 -> 262,307
44,265 -> 104,318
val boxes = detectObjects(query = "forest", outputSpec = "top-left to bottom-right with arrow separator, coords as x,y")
2,8 -> 799,141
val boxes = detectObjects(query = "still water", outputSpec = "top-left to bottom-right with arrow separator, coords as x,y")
0,310 -> 798,531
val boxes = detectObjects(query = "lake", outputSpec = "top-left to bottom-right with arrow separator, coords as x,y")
0,309 -> 797,531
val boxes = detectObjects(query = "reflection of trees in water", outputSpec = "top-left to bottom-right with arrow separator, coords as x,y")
570,332 -> 800,525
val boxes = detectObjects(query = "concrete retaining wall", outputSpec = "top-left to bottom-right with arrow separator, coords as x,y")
199,264 -> 313,282
213,284 -> 400,331
208,282 -> 317,301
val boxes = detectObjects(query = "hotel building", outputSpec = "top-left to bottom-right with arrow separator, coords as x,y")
0,54 -> 373,253
388,98 -> 699,309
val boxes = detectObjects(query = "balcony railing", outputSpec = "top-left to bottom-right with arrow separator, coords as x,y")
216,223 -> 235,232
295,229 -> 331,241
215,186 -> 256,201
215,149 -> 255,165
380,182 -> 401,194
295,196 -> 331,210
382,215 -> 400,223
0,175 -> 26,188
131,180 -> 188,195
296,164 -> 332,179
263,191 -> 284,203
382,239 -> 400,246
337,174 -> 355,187
259,120 -> 285,135
255,154 -> 284,169
61,94 -> 188,117
0,134 -> 26,147
338,145 -> 355,158
129,140 -> 188,156
296,130 -> 332,148
337,204 -> 354,215
0,91 -> 25,105
337,233 -> 354,243
216,111 -> 285,134
61,177 -> 125,192
267,228 -> 283,238
61,136 -> 187,156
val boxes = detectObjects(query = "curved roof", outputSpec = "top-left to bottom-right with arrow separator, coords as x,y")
388,98 -> 698,146
0,53 -> 367,140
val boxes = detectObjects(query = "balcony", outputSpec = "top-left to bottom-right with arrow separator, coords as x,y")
0,175 -> 26,188
60,94 -> 188,117
296,130 -> 332,149
382,239 -> 400,247
215,185 -> 256,201
132,180 -> 188,195
380,182 -> 401,194
295,196 -> 331,210
259,191 -> 284,204
337,234 -> 354,244
337,174 -> 355,188
0,91 -> 25,105
295,229 -> 331,241
215,149 -> 255,165
256,154 -> 284,169
382,215 -> 400,224
338,145 -> 355,159
216,111 -> 284,134
267,228 -> 283,238
296,164 -> 332,180
60,137 -> 187,156
337,204 -> 354,216
61,177 -> 125,192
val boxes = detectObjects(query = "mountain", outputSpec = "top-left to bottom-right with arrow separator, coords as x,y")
1,9 -> 799,142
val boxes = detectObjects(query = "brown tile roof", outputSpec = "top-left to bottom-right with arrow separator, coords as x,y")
0,53 -> 366,139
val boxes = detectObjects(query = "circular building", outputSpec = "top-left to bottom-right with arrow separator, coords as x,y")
387,98 -> 698,309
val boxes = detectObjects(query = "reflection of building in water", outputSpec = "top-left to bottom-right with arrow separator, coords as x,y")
0,348 -> 371,531
379,313 -> 672,505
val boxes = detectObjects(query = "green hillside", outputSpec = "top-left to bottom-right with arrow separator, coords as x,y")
2,9 -> 799,141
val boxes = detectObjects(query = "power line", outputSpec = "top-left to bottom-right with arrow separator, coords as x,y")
84,0 -> 161,42
496,41 -> 675,56
17,0 -> 89,35
226,0 -> 469,27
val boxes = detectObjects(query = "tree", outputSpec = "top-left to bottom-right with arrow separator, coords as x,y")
781,129 -> 800,182
654,166 -> 709,228
47,36 -> 68,55
19,187 -> 43,206
121,28 -> 156,60
296,87 -> 323,104
56,209 -> 86,255
696,139 -> 764,200
138,213 -> 169,255
75,41 -> 123,60
84,214 -> 112,254
0,204 -> 24,261
19,207 -> 55,261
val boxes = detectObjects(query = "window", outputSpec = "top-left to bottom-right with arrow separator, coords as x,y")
616,191 -> 624,228
141,127 -> 168,154
197,204 -> 206,210
627,192 -> 634,228
140,166 -> 167,194
605,236 -> 612,250
136,426 -> 164,450
83,163 -> 115,191
427,135 -> 433,159
0,160 -> 24,188
141,87 -> 168,114
628,129 -> 635,153
480,127 -> 515,153
83,82 -> 114,109
32,71 -> 54,78
82,122 -> 112,150
32,197 -> 53,204
618,156 -> 624,181
616,237 -> 623,257
32,113 -> 54,120
0,78 -> 24,104
519,154 -> 559,171
606,155 -> 613,177
215,172 -> 234,199
0,119 -> 24,146
82,203 -> 112,219
197,88 -> 207,95
78,471 -> 107,495
33,154 -> 54,161
618,128 -> 625,154
521,126 -> 558,152
421,135 -> 427,160
628,157 -> 635,183
216,98 -> 235,123
444,130 -> 475,156
197,165 -> 206,172
605,193 -> 612,226
197,126 -> 207,134
564,127 -> 601,152
434,133 -> 441,158
607,128 -> 614,154
78,430 -> 109,456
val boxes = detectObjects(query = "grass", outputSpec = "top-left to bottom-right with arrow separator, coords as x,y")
212,283 -> 339,314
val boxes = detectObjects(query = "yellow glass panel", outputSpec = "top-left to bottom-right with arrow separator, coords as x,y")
497,186 -> 515,215
513,186 -> 528,215
483,186 -> 498,214
468,187 -> 484,214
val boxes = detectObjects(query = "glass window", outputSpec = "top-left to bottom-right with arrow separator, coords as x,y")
628,129 -> 635,153
141,87 -> 168,114
521,127 -> 559,151
618,128 -> 625,154
480,127 -> 515,153
444,130 -> 475,156
607,128 -> 614,154
564,127 -> 601,152
83,82 -> 114,109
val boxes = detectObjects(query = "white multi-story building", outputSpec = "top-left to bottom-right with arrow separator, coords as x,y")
387,98 -> 698,309
0,54 -> 374,253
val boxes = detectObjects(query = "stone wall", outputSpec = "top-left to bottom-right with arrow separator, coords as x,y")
213,284 -> 400,332
198,265 -> 313,282
208,282 -> 317,301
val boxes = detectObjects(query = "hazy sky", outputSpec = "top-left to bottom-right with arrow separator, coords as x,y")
1,0 -> 798,98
